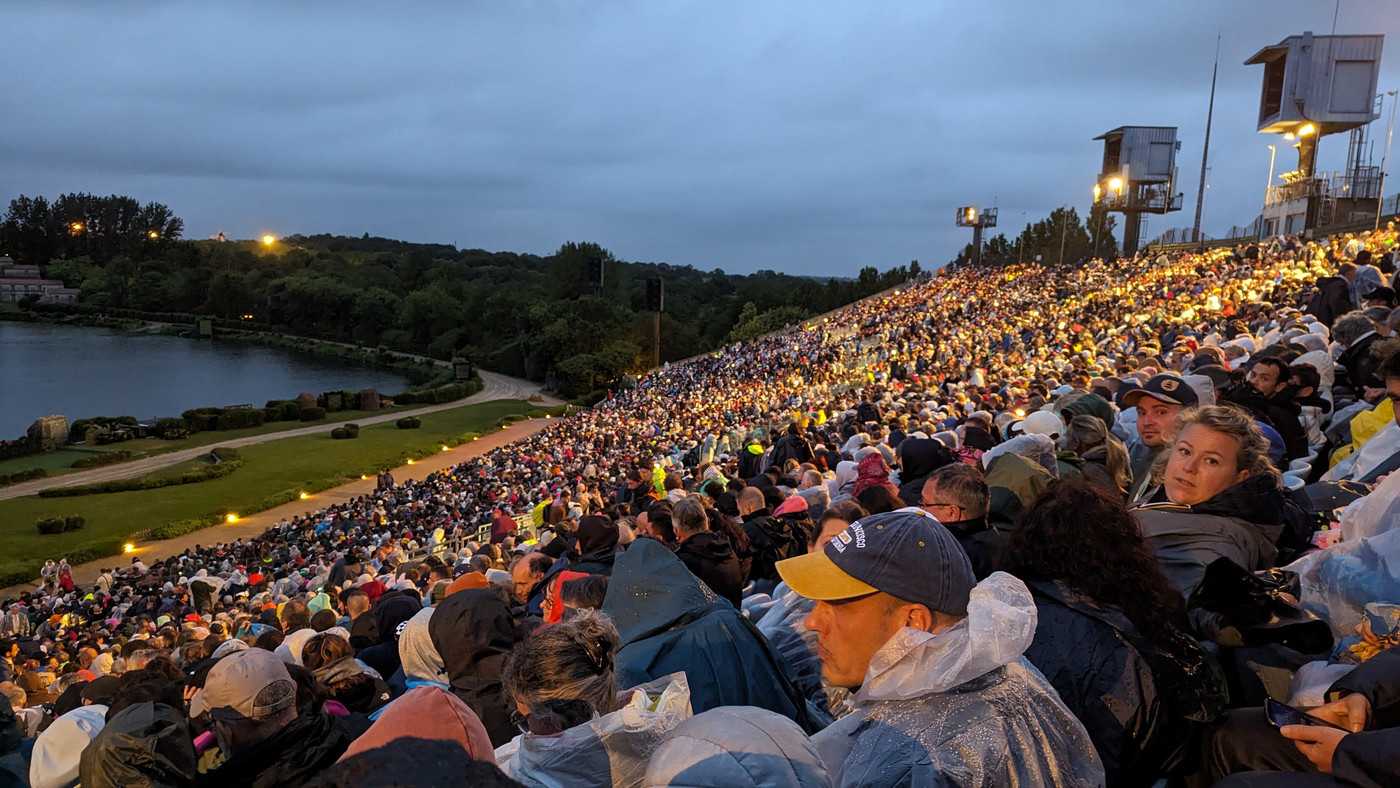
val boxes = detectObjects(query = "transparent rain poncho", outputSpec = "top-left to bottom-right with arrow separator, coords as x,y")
811,573 -> 1105,787
494,672 -> 692,788
1288,471 -> 1400,638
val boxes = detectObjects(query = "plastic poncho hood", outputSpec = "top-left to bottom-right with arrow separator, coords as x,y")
643,706 -> 831,788
79,702 -> 198,788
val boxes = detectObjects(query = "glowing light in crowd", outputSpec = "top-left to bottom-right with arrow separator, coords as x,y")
299,492 -> 309,500
406,458 -> 415,465
123,543 -> 135,553
226,514 -> 238,523
441,445 -> 450,452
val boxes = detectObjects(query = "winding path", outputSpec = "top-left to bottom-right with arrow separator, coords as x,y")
0,370 -> 557,502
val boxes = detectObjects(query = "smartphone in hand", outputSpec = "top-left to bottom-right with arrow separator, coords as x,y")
1265,698 -> 1348,732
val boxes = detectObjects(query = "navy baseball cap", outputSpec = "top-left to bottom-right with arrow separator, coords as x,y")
776,509 -> 975,615
1119,373 -> 1199,409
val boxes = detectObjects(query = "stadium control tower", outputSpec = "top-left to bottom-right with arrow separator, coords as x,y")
1246,31 -> 1384,235
1091,126 -> 1184,257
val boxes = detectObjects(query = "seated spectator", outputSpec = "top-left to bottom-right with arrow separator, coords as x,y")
643,706 -> 831,788
338,685 -> 493,763
428,588 -> 519,747
672,497 -> 744,608
192,648 -> 369,787
300,632 -> 391,716
918,463 -> 1001,579
569,515 -> 619,576
1004,479 -> 1224,786
558,575 -> 608,615
497,610 -> 687,787
1058,414 -> 1133,499
78,702 -> 197,788
31,705 -> 107,788
777,509 -> 1104,786
602,539 -> 816,731
1203,643 -> 1400,786
1133,405 -> 1292,598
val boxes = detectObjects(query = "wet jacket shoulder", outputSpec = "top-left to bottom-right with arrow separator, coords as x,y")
205,709 -> 370,788
428,587 -> 520,748
1132,474 -> 1287,599
938,517 -> 1003,581
79,702 -> 197,788
1020,580 -> 1190,787
674,532 -> 744,609
602,539 -> 819,733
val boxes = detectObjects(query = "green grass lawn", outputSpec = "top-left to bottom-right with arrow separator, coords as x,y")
0,398 -> 534,581
0,446 -> 111,478
0,405 -> 422,481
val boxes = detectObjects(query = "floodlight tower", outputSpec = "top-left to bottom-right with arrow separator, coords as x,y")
1092,126 -> 1184,257
954,206 -> 997,266
1246,31 -> 1384,235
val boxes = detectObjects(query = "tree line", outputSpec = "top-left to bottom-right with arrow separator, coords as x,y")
2,195 -> 914,396
950,204 -> 1119,268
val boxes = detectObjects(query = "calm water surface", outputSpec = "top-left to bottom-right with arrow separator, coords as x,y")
0,322 -> 411,439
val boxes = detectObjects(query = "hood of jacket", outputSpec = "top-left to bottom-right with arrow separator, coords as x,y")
427,587 -> 519,747
370,591 -> 423,647
898,439 -> 957,488
574,515 -> 620,561
604,538 -> 727,646
397,607 -> 449,687
208,709 -> 369,788
78,702 -> 197,788
339,686 -> 493,763
32,705 -> 107,788
676,531 -> 736,564
1189,473 -> 1289,527
855,572 -> 1038,704
642,706 -> 830,788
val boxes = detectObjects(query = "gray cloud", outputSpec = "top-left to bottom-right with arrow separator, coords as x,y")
3,1 -> 1398,274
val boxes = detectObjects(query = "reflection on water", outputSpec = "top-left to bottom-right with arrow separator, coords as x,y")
0,322 -> 412,439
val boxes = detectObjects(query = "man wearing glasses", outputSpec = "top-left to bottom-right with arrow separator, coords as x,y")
918,464 -> 1001,579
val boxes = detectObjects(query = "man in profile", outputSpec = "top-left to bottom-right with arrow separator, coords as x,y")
777,510 -> 1103,786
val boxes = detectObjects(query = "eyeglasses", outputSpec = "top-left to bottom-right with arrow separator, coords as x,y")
919,500 -> 964,518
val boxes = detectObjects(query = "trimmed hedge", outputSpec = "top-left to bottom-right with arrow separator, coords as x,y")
70,416 -> 138,433
216,409 -> 265,431
300,407 -> 328,422
389,378 -> 483,405
36,515 -> 85,535
71,450 -> 132,469
153,418 -> 189,440
330,424 -> 360,440
0,468 -> 48,487
396,416 -> 422,429
40,447 -> 243,498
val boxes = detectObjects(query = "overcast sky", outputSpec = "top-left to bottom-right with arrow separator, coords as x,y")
3,1 -> 1399,276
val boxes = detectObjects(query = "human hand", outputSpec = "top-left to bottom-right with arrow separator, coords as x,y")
183,685 -> 199,702
1279,724 -> 1348,773
1357,619 -> 1382,647
1307,693 -> 1372,733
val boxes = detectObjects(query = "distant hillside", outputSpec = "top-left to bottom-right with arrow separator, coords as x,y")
4,194 -> 914,396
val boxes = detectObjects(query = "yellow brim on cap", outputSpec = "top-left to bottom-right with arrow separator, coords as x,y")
776,550 -> 878,601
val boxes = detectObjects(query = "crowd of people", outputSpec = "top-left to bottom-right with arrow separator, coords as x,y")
1,221 -> 1399,787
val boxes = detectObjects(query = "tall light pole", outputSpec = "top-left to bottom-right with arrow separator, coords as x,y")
1378,90 -> 1398,232
1265,144 -> 1277,204
1058,205 -> 1069,266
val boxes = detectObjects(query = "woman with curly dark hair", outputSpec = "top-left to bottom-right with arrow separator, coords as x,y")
1003,477 -> 1224,788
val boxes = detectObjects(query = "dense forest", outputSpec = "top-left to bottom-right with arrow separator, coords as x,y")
2,194 -> 915,395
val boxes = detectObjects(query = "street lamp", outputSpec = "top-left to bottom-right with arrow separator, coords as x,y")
261,235 -> 276,246
148,230 -> 159,239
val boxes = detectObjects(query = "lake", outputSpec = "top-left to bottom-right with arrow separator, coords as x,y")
0,322 -> 412,439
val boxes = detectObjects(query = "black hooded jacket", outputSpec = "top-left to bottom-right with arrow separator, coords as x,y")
895,439 -> 957,507
674,531 -> 744,609
354,591 -> 423,680
1221,382 -> 1309,462
428,588 -> 520,748
205,708 -> 371,788
79,702 -> 198,788
569,515 -> 618,577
